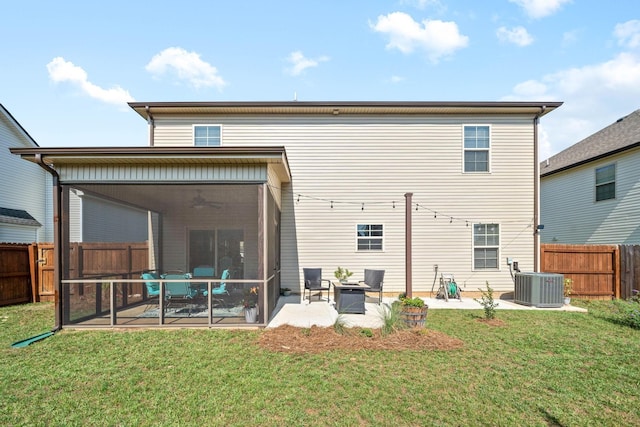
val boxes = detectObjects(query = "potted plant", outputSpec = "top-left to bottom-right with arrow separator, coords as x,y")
564,278 -> 573,305
397,293 -> 428,328
243,286 -> 259,323
334,266 -> 353,283
281,287 -> 292,296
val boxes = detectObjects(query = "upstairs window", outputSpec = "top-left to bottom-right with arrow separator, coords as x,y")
357,224 -> 383,251
473,224 -> 499,269
464,125 -> 490,172
194,125 -> 221,146
595,164 -> 615,201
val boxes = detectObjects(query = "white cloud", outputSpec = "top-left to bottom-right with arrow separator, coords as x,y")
370,12 -> 468,63
46,57 -> 134,106
496,26 -> 534,46
400,0 -> 446,12
503,51 -> 640,159
145,47 -> 226,89
614,20 -> 640,48
390,75 -> 405,83
508,0 -> 571,19
285,51 -> 329,76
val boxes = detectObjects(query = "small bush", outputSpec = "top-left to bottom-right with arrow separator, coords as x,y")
379,303 -> 406,336
359,328 -> 373,338
474,282 -> 498,320
612,300 -> 640,329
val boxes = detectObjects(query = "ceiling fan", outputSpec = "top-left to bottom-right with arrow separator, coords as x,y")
190,190 -> 223,209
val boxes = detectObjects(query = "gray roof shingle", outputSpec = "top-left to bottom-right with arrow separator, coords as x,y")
541,109 -> 640,177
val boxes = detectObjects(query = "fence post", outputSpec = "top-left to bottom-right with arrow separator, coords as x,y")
28,243 -> 38,303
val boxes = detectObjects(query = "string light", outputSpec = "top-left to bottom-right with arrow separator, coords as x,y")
267,184 -> 532,224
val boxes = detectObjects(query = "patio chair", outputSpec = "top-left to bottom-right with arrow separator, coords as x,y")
141,271 -> 161,310
162,272 -> 199,313
359,269 -> 385,304
192,266 -> 215,294
303,268 -> 331,302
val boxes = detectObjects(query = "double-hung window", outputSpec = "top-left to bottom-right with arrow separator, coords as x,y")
473,224 -> 499,269
194,125 -> 221,146
464,125 -> 490,172
595,164 -> 615,201
357,224 -> 383,251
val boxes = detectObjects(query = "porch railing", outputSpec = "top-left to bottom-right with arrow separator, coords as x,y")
60,276 -> 276,328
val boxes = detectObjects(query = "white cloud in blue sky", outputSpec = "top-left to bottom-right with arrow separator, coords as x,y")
370,12 -> 468,63
614,20 -> 640,48
496,26 -> 534,46
508,0 -> 572,19
285,51 -> 330,76
145,47 -> 227,90
46,57 -> 134,106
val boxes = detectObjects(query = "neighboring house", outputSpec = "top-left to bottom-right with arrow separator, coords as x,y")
11,101 -> 561,328
540,109 -> 640,244
0,104 -> 51,243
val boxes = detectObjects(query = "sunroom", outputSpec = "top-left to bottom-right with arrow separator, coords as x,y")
10,146 -> 290,328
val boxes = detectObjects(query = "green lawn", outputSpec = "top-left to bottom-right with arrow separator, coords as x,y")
2,301 -> 639,426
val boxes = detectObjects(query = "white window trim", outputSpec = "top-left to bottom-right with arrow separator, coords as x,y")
355,223 -> 384,252
471,222 -> 501,271
462,124 -> 492,174
193,124 -> 223,147
594,162 -> 616,202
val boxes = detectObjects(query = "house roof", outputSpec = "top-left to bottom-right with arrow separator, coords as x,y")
0,103 -> 39,147
541,109 -> 640,177
8,146 -> 292,183
129,101 -> 562,120
0,207 -> 41,227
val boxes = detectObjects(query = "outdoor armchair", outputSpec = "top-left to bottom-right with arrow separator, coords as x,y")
359,269 -> 385,304
303,268 -> 332,302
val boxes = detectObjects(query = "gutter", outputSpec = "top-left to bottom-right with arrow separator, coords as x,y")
35,154 -> 63,332
146,105 -> 154,147
533,106 -> 545,273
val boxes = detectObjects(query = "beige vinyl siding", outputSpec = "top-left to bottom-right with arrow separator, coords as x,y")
58,164 -> 267,182
0,114 -> 50,243
541,147 -> 640,244
153,114 -> 536,292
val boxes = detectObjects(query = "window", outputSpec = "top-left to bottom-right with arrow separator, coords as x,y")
464,125 -> 490,172
194,125 -> 221,146
473,224 -> 499,269
595,164 -> 615,201
357,224 -> 383,251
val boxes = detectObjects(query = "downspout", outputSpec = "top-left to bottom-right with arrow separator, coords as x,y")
533,106 -> 546,273
146,105 -> 155,147
35,153 -> 63,332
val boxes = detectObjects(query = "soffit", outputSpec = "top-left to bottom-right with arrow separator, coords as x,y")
129,101 -> 562,119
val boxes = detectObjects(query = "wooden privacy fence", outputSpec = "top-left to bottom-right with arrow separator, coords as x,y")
0,243 -> 36,306
541,244 -> 640,300
0,242 -> 148,306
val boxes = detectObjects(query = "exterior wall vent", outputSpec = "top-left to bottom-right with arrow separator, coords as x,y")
514,272 -> 564,308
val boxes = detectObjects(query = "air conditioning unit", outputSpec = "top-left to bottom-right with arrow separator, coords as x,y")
514,272 -> 564,308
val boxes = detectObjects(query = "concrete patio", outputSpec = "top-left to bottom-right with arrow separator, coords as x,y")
267,294 -> 587,329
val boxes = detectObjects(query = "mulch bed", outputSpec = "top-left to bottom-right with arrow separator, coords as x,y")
258,324 -> 465,353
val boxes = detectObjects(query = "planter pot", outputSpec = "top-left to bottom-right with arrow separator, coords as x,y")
244,306 -> 258,323
400,305 -> 428,328
564,297 -> 571,305
282,290 -> 291,296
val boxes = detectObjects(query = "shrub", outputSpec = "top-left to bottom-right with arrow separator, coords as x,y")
474,282 -> 498,320
612,300 -> 640,329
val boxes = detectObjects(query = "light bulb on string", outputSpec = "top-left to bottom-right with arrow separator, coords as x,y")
450,217 -> 453,223
330,201 -> 333,209
361,203 -> 364,211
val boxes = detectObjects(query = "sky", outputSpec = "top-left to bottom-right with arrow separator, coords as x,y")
1,0 -> 639,160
